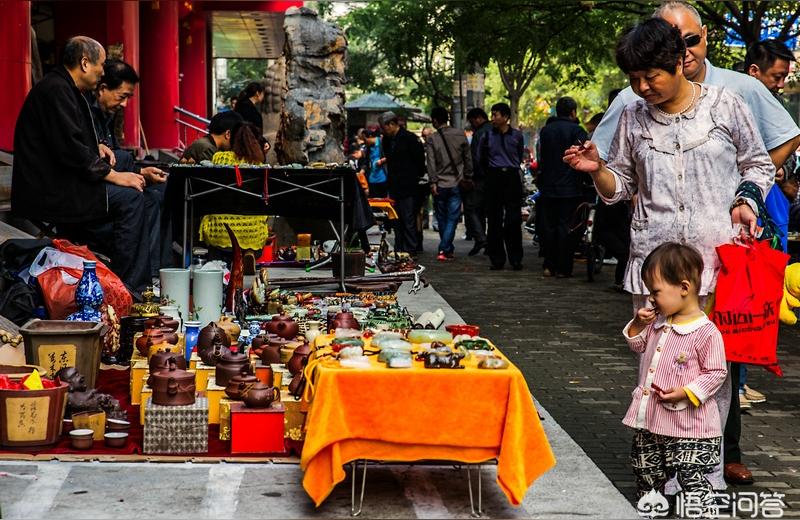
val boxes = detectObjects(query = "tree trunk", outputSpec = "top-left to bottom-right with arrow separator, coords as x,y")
509,92 -> 521,128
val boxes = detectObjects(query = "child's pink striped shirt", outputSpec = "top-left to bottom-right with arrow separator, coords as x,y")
622,314 -> 728,439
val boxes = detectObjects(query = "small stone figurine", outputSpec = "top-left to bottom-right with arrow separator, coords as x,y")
56,367 -> 127,420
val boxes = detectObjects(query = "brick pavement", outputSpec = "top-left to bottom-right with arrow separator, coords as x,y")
419,228 -> 800,515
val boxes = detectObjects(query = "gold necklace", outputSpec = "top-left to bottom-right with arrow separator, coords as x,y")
655,82 -> 698,117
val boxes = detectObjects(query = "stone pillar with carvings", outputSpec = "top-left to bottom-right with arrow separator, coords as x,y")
277,7 -> 346,165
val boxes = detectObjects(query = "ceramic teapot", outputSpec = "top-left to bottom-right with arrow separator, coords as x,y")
242,382 -> 280,408
224,374 -> 259,400
198,338 -> 230,367
263,313 -> 299,340
135,329 -> 166,357
197,321 -> 230,352
148,350 -> 186,375
260,337 -> 290,365
149,358 -> 196,406
214,351 -> 250,387
217,315 -> 241,344
331,311 -> 360,332
143,317 -> 179,345
287,341 -> 311,376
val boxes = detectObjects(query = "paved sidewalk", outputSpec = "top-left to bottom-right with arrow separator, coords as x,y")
421,227 -> 800,516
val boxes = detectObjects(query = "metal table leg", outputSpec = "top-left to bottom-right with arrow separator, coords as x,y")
467,464 -> 483,518
350,460 -> 367,517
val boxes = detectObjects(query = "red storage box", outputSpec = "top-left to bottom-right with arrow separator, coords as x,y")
230,402 -> 285,454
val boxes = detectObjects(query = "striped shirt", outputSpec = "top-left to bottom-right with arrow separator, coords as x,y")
622,315 -> 727,439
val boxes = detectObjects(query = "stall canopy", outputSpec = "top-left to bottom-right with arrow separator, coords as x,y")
345,92 -> 429,133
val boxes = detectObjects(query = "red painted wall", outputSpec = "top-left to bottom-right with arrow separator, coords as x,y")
0,1 -> 31,152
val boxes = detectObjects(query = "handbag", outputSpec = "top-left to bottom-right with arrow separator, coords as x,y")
436,128 -> 473,192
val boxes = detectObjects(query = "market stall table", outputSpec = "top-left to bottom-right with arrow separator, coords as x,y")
300,339 -> 556,512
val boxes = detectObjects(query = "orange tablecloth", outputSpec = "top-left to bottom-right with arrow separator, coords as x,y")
300,340 -> 556,507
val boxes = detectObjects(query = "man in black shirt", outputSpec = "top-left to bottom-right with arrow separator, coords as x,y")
479,103 -> 526,270
12,37 -> 152,292
466,108 -> 491,256
536,97 -> 588,278
379,111 -> 426,254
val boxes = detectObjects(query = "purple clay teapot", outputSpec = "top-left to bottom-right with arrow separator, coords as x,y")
287,341 -> 311,376
214,351 -> 250,387
197,321 -> 231,352
331,311 -> 360,332
263,313 -> 299,340
242,382 -> 280,408
198,338 -> 231,367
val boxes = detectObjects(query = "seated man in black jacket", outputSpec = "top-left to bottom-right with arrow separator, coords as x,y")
378,111 -> 426,254
88,58 -> 168,283
12,36 -> 159,293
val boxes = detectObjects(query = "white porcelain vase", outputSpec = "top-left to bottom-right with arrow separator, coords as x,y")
159,268 -> 190,326
192,269 -> 224,327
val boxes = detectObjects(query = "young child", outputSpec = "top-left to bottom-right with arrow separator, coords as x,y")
623,242 -> 727,510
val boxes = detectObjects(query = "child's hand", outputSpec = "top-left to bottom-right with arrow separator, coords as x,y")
657,387 -> 687,403
629,307 -> 657,336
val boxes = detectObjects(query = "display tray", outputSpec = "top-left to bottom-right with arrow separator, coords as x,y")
0,366 -> 302,462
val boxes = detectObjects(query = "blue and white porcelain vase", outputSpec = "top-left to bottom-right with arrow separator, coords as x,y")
184,320 -> 201,364
67,260 -> 104,322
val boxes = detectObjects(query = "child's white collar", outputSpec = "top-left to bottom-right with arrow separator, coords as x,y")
653,314 -> 711,335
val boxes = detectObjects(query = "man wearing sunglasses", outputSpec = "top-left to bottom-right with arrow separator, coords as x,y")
591,0 -> 800,491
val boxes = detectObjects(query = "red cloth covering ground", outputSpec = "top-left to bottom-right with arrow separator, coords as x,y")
0,367 -> 291,458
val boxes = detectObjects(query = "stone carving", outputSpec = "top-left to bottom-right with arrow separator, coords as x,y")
57,367 -> 127,420
277,7 -> 347,165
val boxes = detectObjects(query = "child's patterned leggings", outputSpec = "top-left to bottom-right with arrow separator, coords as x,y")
631,430 -> 721,508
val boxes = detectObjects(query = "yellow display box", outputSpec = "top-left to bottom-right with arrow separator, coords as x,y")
130,361 -> 149,405
140,385 -> 152,425
219,397 -> 233,440
204,376 -> 226,425
281,389 -> 306,442
189,352 -> 201,370
194,362 -> 216,392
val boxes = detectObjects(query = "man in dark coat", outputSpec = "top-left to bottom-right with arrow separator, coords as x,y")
12,36 -> 152,292
536,96 -> 589,278
379,111 -> 426,254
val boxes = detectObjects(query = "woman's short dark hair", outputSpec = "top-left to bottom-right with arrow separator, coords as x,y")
615,18 -> 686,74
101,59 -> 139,90
641,242 -> 703,293
231,121 -> 265,164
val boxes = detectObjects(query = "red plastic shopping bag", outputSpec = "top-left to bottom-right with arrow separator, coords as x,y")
31,239 -> 132,319
711,240 -> 789,375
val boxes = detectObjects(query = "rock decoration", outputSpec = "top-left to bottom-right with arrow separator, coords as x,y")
277,7 -> 347,165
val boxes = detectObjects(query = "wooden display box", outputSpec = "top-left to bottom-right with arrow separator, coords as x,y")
230,402 -> 285,454
280,390 -> 306,442
130,361 -> 148,405
143,397 -> 208,454
203,377 -> 225,425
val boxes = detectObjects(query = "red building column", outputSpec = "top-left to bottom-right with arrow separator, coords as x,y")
180,9 -> 208,144
0,1 -> 31,152
106,1 -> 140,148
140,0 -> 179,150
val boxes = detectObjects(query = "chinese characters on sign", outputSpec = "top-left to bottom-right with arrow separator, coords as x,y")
37,344 -> 77,377
6,396 -> 50,442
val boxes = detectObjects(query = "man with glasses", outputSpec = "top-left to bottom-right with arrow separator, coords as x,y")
591,0 -> 800,490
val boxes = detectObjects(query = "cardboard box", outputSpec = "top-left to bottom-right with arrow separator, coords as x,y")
130,361 -> 149,405
143,397 -> 208,454
219,398 -> 233,440
230,402 -> 285,454
280,390 -> 306,442
204,377 -> 225,425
